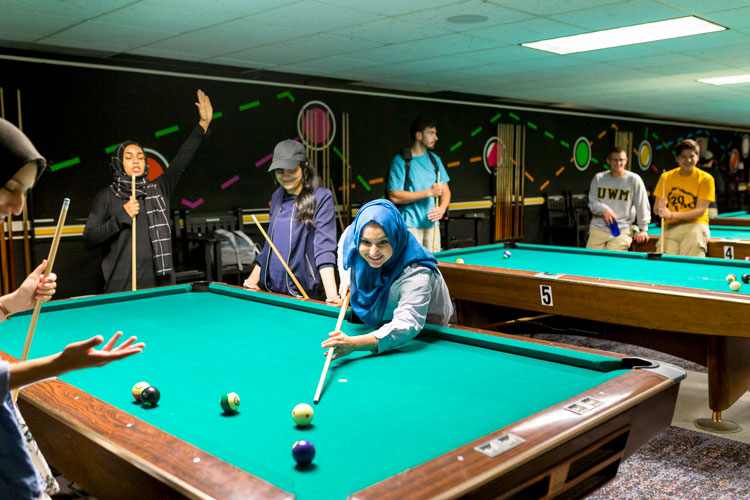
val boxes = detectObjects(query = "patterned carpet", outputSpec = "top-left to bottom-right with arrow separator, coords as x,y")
586,426 -> 750,500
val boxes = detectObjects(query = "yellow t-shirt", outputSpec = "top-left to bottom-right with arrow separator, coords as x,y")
654,167 -> 715,225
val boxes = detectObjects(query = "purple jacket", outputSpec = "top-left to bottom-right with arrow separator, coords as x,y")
257,186 -> 337,299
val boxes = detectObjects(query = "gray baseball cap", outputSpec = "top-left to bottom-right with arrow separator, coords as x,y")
268,139 -> 307,171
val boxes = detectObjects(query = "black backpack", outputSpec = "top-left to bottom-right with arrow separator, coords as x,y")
385,147 -> 440,200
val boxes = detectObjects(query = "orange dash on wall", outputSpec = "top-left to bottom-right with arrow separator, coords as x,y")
555,166 -> 565,176
525,172 -> 535,182
540,180 -> 550,191
447,161 -> 460,168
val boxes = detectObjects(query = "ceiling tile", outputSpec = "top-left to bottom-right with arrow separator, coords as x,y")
247,0 -> 383,31
318,0 -> 461,17
550,0 -> 685,30
44,21 -> 176,47
141,0 -> 299,18
472,17 -> 586,45
328,17 -> 452,44
484,0 -> 624,16
0,8 -> 79,41
702,7 -> 750,30
400,1 -> 533,32
343,33 -> 499,64
215,33 -> 381,66
142,19 -> 309,58
657,1 -> 750,15
93,3 -> 228,32
2,0 -> 131,18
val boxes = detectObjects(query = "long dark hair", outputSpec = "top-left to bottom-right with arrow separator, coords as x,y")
273,160 -> 322,226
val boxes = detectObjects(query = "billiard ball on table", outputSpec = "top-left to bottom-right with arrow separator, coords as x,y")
140,386 -> 160,407
132,381 -> 150,402
221,392 -> 241,413
730,280 -> 742,292
292,403 -> 314,426
293,440 -> 315,466
503,250 -> 511,259
742,274 -> 750,284
726,274 -> 737,283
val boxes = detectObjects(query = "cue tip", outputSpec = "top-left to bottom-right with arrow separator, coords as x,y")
62,198 -> 70,209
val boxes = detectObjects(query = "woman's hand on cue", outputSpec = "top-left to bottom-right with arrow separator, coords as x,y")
1,260 -> 57,314
322,330 -> 356,360
123,196 -> 140,218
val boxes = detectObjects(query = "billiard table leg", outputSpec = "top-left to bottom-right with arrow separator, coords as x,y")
695,336 -> 750,433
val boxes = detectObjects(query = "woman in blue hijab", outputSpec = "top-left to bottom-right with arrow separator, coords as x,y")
322,200 -> 452,358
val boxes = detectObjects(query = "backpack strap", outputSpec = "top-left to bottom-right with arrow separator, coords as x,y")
426,150 -> 439,180
400,147 -> 413,191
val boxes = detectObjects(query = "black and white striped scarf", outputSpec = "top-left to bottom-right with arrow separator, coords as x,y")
110,142 -> 172,277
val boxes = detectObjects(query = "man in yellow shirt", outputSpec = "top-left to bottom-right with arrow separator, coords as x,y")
654,139 -> 715,257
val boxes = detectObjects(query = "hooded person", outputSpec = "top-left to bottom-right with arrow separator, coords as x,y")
242,139 -> 339,303
83,90 -> 212,293
0,118 -> 62,498
322,199 -> 453,359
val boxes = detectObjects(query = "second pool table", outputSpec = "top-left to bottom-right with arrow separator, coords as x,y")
0,283 -> 683,499
436,243 -> 750,428
633,223 -> 750,260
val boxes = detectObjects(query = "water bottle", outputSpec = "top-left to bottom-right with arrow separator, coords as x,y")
609,220 -> 620,237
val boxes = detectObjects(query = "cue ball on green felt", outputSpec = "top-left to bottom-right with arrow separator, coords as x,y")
455,258 -> 464,264
132,381 -> 150,402
726,274 -> 737,283
140,386 -> 160,407
292,403 -> 314,426
221,392 -> 240,413
730,280 -> 742,292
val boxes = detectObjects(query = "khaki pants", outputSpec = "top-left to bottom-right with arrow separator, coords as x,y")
662,222 -> 710,257
408,226 -> 441,252
585,227 -> 633,252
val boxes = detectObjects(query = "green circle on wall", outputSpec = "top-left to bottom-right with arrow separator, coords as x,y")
573,137 -> 591,171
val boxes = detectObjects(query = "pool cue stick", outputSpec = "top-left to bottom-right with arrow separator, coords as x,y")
12,198 -> 70,403
0,88 -> 7,294
1,220 -> 7,294
17,89 -> 31,276
660,171 -> 666,254
1,88 -> 16,290
313,292 -> 350,404
250,214 -> 309,299
7,214 -> 15,290
432,171 -> 440,252
131,174 -> 136,291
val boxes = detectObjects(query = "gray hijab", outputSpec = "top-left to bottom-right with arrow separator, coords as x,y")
0,118 -> 46,186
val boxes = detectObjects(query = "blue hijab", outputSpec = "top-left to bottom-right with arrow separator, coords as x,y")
343,200 -> 438,327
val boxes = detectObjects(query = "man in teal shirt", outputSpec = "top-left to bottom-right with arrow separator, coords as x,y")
387,117 -> 451,252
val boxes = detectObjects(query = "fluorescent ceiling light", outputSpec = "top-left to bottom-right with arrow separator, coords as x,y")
522,16 -> 725,55
698,74 -> 750,85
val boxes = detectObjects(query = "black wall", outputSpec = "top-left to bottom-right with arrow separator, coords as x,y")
1,54 -> 748,298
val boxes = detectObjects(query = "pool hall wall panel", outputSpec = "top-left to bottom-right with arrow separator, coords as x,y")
0,53 -> 746,297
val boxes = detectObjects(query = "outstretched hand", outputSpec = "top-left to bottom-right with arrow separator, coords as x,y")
58,331 -> 145,372
196,89 -> 213,132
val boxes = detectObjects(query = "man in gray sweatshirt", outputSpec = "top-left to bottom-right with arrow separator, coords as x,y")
586,146 -> 651,251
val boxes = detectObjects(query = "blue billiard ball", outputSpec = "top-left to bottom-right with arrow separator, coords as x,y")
503,250 -> 511,259
292,440 -> 315,466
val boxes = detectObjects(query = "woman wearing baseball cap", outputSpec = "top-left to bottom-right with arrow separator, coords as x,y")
243,139 -> 339,303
